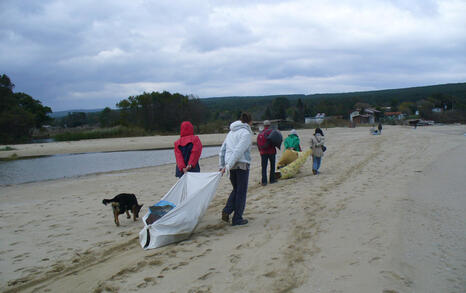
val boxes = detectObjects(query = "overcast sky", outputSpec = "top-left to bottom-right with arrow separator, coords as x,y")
1,0 -> 465,111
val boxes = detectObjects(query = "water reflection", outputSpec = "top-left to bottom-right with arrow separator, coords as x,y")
0,146 -> 220,185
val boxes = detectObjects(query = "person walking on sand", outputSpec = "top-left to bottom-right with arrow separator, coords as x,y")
284,129 -> 301,151
219,112 -> 253,226
310,128 -> 325,175
174,121 -> 203,178
378,122 -> 383,135
257,120 -> 278,186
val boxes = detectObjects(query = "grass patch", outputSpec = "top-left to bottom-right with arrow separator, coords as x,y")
0,153 -> 19,161
0,146 -> 15,151
53,126 -> 149,141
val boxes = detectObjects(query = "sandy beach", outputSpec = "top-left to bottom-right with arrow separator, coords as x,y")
1,125 -> 465,293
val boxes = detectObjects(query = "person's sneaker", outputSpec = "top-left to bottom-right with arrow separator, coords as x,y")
312,169 -> 317,175
232,219 -> 248,226
261,182 -> 267,186
221,212 -> 229,223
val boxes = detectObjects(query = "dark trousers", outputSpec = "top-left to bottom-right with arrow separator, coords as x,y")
223,168 -> 249,224
261,153 -> 276,184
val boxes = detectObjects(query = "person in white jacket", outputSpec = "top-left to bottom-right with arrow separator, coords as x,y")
219,113 -> 253,226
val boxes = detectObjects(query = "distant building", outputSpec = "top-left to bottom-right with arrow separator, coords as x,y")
384,112 -> 406,120
305,113 -> 325,124
350,108 -> 379,124
351,114 -> 374,124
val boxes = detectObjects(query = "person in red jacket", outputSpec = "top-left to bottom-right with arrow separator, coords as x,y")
257,120 -> 277,185
174,121 -> 203,178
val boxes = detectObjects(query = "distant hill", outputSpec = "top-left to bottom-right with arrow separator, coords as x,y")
303,82 -> 466,102
202,82 -> 466,113
49,108 -> 105,118
50,82 -> 466,119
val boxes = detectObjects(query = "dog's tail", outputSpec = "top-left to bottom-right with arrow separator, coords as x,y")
102,199 -> 113,205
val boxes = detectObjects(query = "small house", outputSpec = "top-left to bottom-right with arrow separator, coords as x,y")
384,112 -> 405,120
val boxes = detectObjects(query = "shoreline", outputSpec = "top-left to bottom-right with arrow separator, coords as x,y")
0,144 -> 224,161
0,133 -> 230,159
0,148 -> 223,186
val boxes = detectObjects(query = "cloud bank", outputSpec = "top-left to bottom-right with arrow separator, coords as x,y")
1,0 -> 465,111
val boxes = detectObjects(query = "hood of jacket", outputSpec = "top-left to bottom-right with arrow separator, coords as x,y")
230,120 -> 252,134
180,121 -> 194,137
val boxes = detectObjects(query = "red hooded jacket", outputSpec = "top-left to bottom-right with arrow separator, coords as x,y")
174,121 -> 203,172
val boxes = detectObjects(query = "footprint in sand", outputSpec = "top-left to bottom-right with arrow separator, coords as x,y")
198,271 -> 216,280
172,261 -> 189,270
188,285 -> 212,293
264,271 -> 277,278
137,277 -> 157,288
229,254 -> 240,264
149,259 -> 163,266
369,256 -> 381,264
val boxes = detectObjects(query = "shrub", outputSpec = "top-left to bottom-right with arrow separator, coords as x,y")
53,126 -> 148,141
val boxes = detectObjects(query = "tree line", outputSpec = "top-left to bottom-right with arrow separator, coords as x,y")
2,72 -> 465,144
0,74 -> 52,143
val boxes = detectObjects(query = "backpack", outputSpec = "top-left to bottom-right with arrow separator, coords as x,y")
267,129 -> 283,149
257,129 -> 270,150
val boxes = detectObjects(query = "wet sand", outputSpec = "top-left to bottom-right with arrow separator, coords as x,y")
0,125 -> 465,292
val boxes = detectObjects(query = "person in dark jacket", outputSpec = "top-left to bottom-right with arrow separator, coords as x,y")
378,123 -> 382,135
174,121 -> 203,178
257,120 -> 278,185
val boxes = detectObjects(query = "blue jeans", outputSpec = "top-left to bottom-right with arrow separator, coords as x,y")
312,156 -> 322,172
261,153 -> 276,184
223,168 -> 249,224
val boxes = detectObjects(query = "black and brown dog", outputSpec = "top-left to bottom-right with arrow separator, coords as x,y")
102,193 -> 143,226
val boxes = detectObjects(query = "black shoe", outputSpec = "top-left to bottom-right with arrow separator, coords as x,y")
270,180 -> 277,184
261,182 -> 267,186
222,212 -> 229,223
232,219 -> 248,226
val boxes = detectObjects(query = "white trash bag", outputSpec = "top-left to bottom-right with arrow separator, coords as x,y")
139,172 -> 222,250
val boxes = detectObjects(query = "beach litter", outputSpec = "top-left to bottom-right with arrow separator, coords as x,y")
139,172 -> 221,250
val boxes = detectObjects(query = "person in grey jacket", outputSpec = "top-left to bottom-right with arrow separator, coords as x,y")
310,128 -> 325,175
219,112 -> 253,226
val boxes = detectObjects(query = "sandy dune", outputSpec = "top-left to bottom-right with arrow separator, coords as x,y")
1,125 -> 465,293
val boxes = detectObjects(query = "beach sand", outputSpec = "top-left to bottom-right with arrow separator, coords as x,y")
1,125 -> 465,293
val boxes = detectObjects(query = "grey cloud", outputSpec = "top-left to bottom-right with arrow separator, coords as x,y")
1,0 -> 465,111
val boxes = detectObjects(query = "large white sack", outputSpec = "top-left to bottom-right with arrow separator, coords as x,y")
139,172 -> 222,250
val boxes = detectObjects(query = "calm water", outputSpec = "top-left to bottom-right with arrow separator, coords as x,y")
0,146 -> 220,185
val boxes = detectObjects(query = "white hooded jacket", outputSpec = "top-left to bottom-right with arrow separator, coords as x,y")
219,120 -> 252,170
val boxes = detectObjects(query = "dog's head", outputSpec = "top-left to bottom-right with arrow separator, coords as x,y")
134,204 -> 143,218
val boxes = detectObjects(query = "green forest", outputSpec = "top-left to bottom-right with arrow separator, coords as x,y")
0,74 -> 52,143
1,72 -> 465,144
